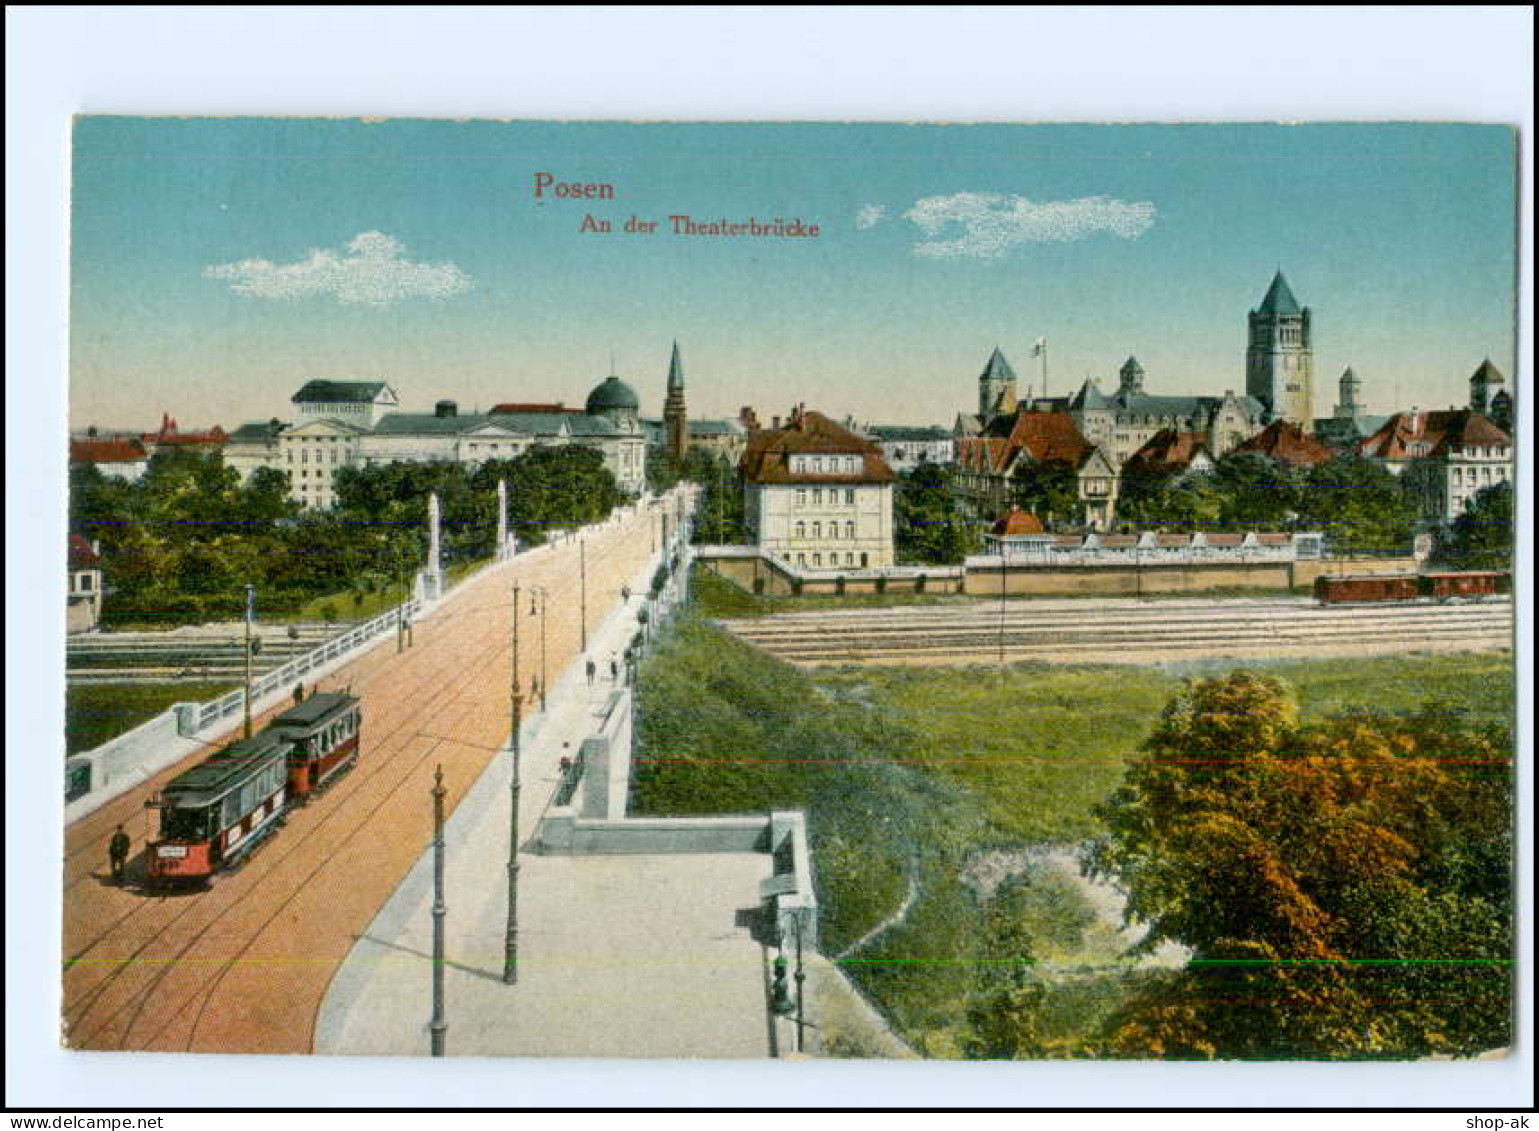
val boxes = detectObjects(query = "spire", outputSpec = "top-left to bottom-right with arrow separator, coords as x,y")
1257,270 -> 1302,316
667,340 -> 685,392
979,347 -> 1016,382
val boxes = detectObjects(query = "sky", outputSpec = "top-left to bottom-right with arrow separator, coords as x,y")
69,118 -> 1519,431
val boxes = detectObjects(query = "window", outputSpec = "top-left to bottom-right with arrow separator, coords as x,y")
813,553 -> 822,567
846,521 -> 855,540
796,489 -> 806,506
812,522 -> 822,538
845,489 -> 854,504
795,521 -> 805,538
813,489 -> 823,505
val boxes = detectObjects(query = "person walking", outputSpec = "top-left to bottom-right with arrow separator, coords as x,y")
109,825 -> 131,885
292,682 -> 305,708
585,658 -> 596,686
609,656 -> 619,682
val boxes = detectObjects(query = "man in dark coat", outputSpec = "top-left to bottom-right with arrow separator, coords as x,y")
109,825 -> 131,885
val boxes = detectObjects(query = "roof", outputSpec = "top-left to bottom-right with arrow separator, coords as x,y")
1232,419 -> 1335,468
1469,359 -> 1506,386
1359,409 -> 1513,462
226,420 -> 287,444
990,508 -> 1046,537
869,425 -> 952,442
979,347 -> 1016,383
68,534 -> 100,570
586,376 -> 640,413
271,692 -> 357,730
1123,429 -> 1212,476
1070,378 -> 1110,411
1108,390 -> 1265,419
1256,271 -> 1303,317
370,412 -> 493,436
164,732 -> 291,799
292,380 -> 392,404
488,402 -> 579,415
1005,411 -> 1095,467
741,410 -> 896,485
70,437 -> 148,464
689,419 -> 744,437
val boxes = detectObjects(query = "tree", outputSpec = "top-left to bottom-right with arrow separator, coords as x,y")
1010,461 -> 1081,527
1210,451 -> 1298,532
895,463 -> 980,564
689,452 -> 748,544
1436,481 -> 1513,571
1117,469 -> 1224,532
1089,672 -> 1513,1059
1294,454 -> 1421,557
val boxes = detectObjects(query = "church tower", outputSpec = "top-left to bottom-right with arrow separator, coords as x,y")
1333,366 -> 1363,419
1469,359 -> 1504,416
1246,271 -> 1314,428
664,340 -> 688,463
1118,356 -> 1145,396
978,347 -> 1018,420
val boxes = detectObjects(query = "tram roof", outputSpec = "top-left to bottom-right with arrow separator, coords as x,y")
272,692 -> 358,728
164,732 -> 290,799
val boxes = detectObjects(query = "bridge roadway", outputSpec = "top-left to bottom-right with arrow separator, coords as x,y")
719,595 -> 1514,667
61,498 -> 672,1053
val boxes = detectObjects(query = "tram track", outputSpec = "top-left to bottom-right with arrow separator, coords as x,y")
61,501 -> 663,1052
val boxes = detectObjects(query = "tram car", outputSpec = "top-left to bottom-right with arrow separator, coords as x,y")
269,692 -> 363,799
1314,570 -> 1507,606
146,692 -> 361,885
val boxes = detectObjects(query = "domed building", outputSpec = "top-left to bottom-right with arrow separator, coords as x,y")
585,374 -> 642,432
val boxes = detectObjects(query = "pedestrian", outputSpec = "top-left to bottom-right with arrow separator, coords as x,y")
609,657 -> 619,682
586,658 -> 596,686
108,824 -> 131,885
622,585 -> 631,603
292,682 -> 305,707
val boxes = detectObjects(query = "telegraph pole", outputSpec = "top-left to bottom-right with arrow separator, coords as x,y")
536,588 -> 548,711
430,764 -> 447,1056
504,582 -> 522,985
794,910 -> 807,1054
397,550 -> 406,654
242,584 -> 255,739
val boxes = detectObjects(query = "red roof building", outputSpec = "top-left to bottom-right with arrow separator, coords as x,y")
1232,419 -> 1334,468
1122,429 -> 1215,479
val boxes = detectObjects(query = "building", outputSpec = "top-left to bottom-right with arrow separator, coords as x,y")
1469,359 -> 1513,433
741,406 -> 897,570
292,380 -> 400,430
1313,367 -> 1390,449
140,414 -> 227,457
1121,429 -> 1215,482
67,535 -> 104,634
955,410 -> 1121,530
971,528 -> 1324,567
69,436 -> 150,481
1358,408 -> 1513,522
1246,270 -> 1315,427
1057,359 -> 1265,464
1230,419 -> 1335,469
663,340 -> 688,464
982,508 -> 1055,560
280,416 -> 367,510
686,418 -> 750,465
866,425 -> 955,474
224,419 -> 289,483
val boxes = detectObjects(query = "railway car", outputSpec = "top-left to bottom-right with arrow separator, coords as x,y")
1314,570 -> 1508,606
269,692 -> 362,800
1420,570 -> 1507,602
1313,574 -> 1420,605
146,732 -> 292,884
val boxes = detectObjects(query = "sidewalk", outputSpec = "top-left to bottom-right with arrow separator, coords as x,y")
316,514 -> 779,1058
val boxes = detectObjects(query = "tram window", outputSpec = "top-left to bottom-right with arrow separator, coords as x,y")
162,805 -> 210,841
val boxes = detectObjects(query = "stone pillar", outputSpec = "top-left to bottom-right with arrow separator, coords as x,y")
417,492 -> 445,602
496,479 -> 512,561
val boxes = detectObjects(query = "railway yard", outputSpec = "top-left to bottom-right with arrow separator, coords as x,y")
718,594 -> 1514,667
60,500 -> 667,1054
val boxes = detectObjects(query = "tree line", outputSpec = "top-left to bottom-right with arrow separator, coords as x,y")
70,445 -> 622,627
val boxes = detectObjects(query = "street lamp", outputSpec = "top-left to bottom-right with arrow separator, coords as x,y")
504,582 -> 522,985
429,764 -> 447,1056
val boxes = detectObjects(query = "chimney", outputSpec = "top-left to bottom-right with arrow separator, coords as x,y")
434,399 -> 457,418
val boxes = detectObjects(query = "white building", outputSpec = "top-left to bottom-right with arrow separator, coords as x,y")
223,419 -> 288,483
67,535 -> 104,634
1358,408 -> 1513,522
292,380 -> 400,429
741,407 -> 896,570
280,417 -> 366,510
866,425 -> 955,474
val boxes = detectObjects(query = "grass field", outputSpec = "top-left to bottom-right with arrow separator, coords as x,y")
65,681 -> 235,756
289,556 -> 491,623
632,603 -> 1514,1056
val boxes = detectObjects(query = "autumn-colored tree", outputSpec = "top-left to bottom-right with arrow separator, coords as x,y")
1089,673 -> 1512,1059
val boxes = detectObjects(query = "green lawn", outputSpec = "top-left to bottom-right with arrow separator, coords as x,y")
288,555 -> 491,623
632,608 -> 1514,1056
65,681 -> 234,756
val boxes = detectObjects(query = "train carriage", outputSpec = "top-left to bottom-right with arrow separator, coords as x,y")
269,692 -> 362,800
1420,570 -> 1507,602
147,732 -> 291,884
1315,570 -> 1508,606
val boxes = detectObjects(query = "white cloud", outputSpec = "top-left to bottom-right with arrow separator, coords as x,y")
903,193 -> 1156,259
855,203 -> 888,230
204,231 -> 472,305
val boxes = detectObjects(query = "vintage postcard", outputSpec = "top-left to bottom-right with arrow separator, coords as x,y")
62,118 -> 1517,1062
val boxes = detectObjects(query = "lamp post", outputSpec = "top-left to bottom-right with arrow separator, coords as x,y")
242,584 -> 255,739
429,764 -> 447,1056
793,908 -> 808,1054
531,587 -> 548,712
579,537 -> 588,652
397,549 -> 407,654
504,583 -> 522,985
